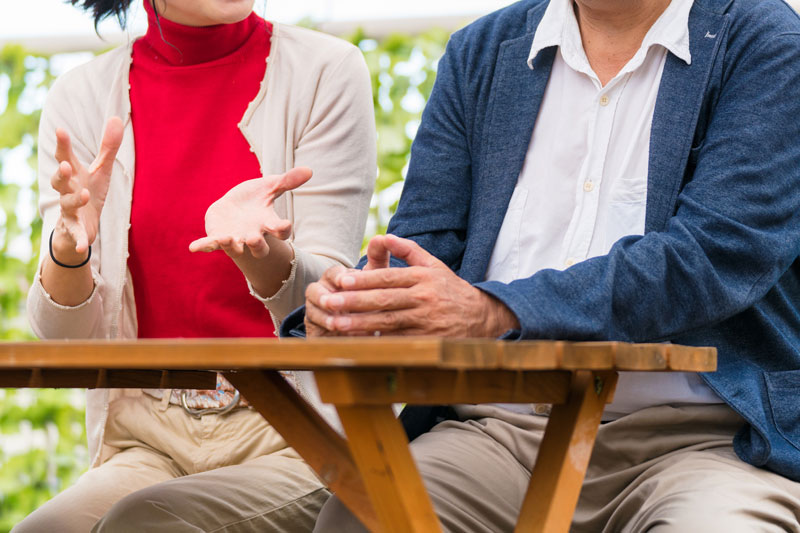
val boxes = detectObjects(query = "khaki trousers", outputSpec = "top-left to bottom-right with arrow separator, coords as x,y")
13,394 -> 329,533
314,404 -> 800,532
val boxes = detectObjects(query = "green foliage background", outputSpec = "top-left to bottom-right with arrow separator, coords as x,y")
0,29 -> 448,530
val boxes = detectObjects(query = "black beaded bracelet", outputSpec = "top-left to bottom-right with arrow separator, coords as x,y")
49,229 -> 91,269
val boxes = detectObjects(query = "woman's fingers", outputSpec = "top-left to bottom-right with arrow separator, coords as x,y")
261,218 -> 292,240
245,232 -> 270,258
191,232 -> 271,257
188,236 -> 220,253
51,161 -> 75,195
59,187 -> 90,214
61,218 -> 90,254
218,236 -> 245,256
191,235 -> 254,256
266,167 -> 312,199
88,117 -> 124,175
54,128 -> 80,169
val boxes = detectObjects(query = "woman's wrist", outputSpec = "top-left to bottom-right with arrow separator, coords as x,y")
50,224 -> 89,267
40,224 -> 96,306
233,238 -> 295,299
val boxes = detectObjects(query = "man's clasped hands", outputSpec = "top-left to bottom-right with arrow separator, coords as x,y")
304,234 -> 519,339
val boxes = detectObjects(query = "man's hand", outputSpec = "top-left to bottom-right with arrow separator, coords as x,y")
304,234 -> 520,338
304,235 -> 396,336
189,167 -> 312,258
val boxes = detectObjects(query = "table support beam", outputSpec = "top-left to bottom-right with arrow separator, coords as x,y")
223,370 -> 378,531
516,370 -> 618,532
336,404 -> 442,533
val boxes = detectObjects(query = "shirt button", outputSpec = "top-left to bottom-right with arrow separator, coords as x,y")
565,258 -> 577,267
599,95 -> 610,106
583,181 -> 594,192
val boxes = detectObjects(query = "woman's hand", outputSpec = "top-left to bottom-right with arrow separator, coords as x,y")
50,117 -> 124,262
189,167 -> 312,300
41,117 -> 124,307
189,167 -> 312,258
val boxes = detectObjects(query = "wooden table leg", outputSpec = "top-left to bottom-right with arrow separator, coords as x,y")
224,370 -> 378,531
336,404 -> 442,533
515,370 -> 618,533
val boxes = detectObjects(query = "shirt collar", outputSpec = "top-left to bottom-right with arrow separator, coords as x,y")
528,0 -> 693,72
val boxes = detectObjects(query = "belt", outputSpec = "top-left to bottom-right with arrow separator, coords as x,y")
180,389 -> 241,419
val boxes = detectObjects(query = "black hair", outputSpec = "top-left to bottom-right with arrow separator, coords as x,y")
69,1 -> 269,36
68,0 -> 137,29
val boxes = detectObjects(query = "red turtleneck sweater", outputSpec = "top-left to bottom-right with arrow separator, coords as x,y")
128,3 -> 275,338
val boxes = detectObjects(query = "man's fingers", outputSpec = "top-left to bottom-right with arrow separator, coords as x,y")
319,265 -> 349,290
335,266 -> 421,291
305,279 -> 336,309
382,234 -> 443,268
267,167 -> 313,199
319,288 -> 418,314
305,300 -> 337,333
364,235 -> 391,271
327,309 -> 416,334
188,237 -> 220,253
88,116 -> 124,175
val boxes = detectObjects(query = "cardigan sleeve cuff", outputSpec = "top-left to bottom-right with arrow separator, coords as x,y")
26,268 -> 104,339
246,254 -> 299,305
31,269 -> 99,311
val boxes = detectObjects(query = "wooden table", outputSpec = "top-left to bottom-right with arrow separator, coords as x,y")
0,338 -> 715,532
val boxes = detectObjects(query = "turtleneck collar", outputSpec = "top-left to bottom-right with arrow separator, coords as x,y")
141,0 -> 263,66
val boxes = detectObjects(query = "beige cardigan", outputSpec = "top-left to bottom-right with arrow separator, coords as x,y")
26,23 -> 376,467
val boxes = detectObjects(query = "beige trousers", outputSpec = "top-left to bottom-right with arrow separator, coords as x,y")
314,404 -> 800,532
13,394 -> 329,533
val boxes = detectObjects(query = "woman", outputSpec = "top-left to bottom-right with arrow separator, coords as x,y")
16,0 -> 375,531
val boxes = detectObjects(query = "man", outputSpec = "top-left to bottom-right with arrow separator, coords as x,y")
291,0 -> 800,530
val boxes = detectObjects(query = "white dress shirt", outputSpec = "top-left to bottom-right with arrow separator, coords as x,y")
485,0 -> 723,418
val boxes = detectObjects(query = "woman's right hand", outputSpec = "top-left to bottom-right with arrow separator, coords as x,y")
50,117 -> 124,263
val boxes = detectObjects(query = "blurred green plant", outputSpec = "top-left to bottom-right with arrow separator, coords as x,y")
0,45 -> 48,341
0,27 -> 449,531
0,389 -> 88,531
346,27 -> 449,242
0,45 -> 87,533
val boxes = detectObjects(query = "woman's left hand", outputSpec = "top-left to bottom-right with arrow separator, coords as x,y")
189,167 -> 312,258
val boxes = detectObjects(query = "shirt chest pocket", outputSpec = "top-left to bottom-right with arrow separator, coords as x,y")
605,175 -> 648,249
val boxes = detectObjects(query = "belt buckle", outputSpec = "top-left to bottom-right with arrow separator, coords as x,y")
180,390 -> 241,419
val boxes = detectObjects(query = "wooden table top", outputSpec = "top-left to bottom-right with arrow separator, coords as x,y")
0,338 -> 716,372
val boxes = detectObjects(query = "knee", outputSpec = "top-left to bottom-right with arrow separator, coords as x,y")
313,495 -> 369,533
13,502 -> 94,533
12,509 -> 62,533
92,489 -> 169,533
642,507 -> 783,533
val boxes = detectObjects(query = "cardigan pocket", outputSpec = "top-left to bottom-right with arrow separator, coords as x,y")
764,369 -> 800,452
